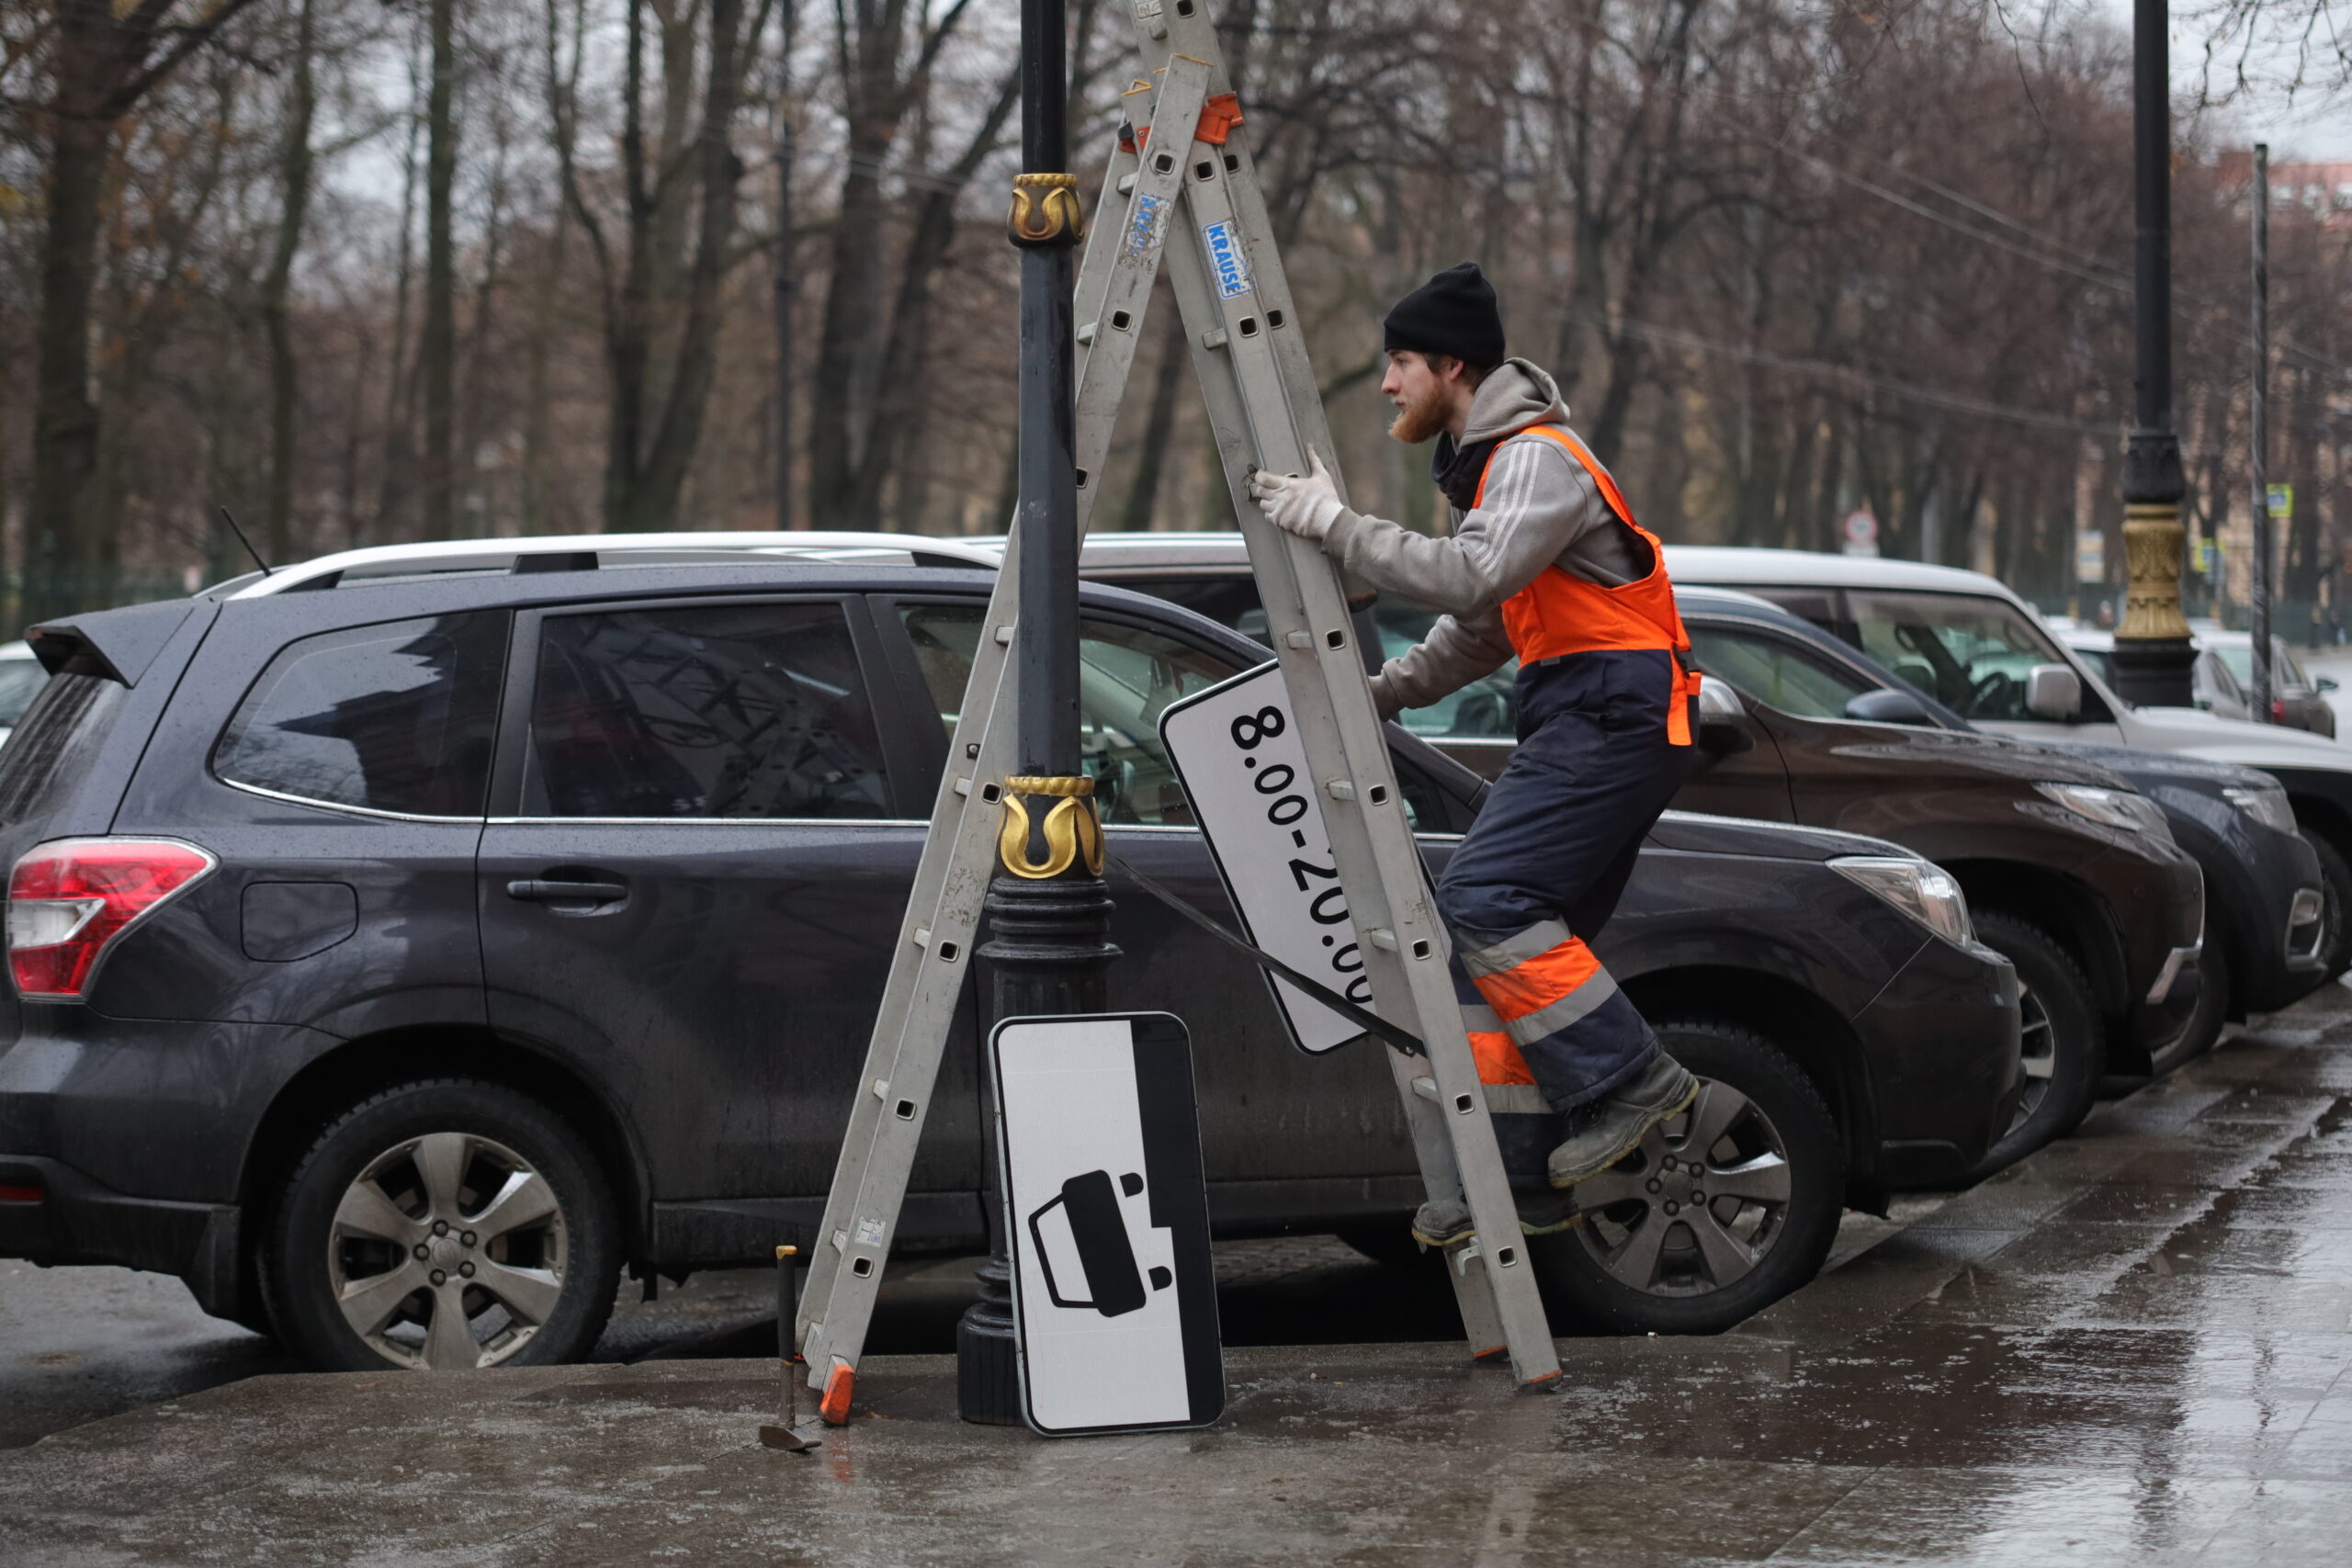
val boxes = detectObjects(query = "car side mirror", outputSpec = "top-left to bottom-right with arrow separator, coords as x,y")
1843,687 -> 1933,725
2025,663 -> 2082,720
2319,676 -> 2340,694
1695,674 -> 1753,757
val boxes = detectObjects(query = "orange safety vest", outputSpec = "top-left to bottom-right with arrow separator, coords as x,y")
1472,424 -> 1701,746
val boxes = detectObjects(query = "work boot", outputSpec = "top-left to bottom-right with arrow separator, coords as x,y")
1546,1055 -> 1700,1190
1409,1190 -> 1585,1247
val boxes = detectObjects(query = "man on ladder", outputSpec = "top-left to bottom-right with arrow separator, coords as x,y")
1250,262 -> 1703,1247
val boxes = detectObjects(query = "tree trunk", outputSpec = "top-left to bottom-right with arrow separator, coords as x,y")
606,0 -> 758,533
28,105 -> 110,625
265,0 -> 321,565
848,64 -> 1020,525
375,59 -> 428,545
27,0 -> 266,624
422,0 -> 459,538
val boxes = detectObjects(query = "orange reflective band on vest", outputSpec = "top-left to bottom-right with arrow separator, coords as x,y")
1473,425 -> 1702,745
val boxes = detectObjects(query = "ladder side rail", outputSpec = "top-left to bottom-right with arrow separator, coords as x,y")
799,92 -> 1201,1378
801,616 -> 1024,1376
1070,59 -> 1208,506
1140,66 -> 1557,1384
1156,190 -> 1529,1376
1069,99 -> 1142,384
799,530 -> 1023,1355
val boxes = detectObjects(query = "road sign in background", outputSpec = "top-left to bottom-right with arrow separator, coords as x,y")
993,1013 -> 1221,1437
1159,661 -> 1374,1055
2075,527 -> 2107,584
2269,483 -> 2295,521
1841,508 -> 1880,558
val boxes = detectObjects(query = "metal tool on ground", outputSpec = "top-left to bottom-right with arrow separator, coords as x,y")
757,1246 -> 821,1453
794,0 -> 1564,1423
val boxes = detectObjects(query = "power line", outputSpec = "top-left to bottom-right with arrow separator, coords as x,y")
1606,314 -> 2113,436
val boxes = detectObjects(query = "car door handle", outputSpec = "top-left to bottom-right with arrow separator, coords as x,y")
505,879 -> 628,903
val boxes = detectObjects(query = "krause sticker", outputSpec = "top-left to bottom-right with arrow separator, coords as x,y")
1201,219 -> 1253,299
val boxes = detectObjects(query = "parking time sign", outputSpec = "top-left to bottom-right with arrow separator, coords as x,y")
1159,660 -> 1373,1055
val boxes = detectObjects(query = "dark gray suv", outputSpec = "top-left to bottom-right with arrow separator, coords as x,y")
0,539 -> 2018,1367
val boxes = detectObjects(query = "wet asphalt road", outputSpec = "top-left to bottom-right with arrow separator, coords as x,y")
0,1182 -> 1919,1451
6,982 -> 2351,1562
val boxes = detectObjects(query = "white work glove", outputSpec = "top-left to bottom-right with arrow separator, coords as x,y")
1250,447 -> 1345,540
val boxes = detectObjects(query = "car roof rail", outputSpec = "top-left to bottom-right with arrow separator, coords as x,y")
216,530 -> 1003,598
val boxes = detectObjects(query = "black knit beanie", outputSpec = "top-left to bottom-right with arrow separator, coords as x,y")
1383,262 -> 1505,367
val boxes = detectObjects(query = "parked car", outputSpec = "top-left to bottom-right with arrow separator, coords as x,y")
1049,532 -> 2326,1043
999,533 -> 2253,1175
0,534 -> 2018,1367
1662,547 -> 2352,979
2062,626 -> 2338,739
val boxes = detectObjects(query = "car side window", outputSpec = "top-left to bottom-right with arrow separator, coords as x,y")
1685,625 -> 1877,719
1374,597 -> 1520,739
1846,591 -> 2069,721
215,613 -> 507,818
521,602 -> 891,819
899,604 -> 1239,826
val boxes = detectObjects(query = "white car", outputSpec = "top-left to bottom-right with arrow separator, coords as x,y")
0,640 -> 44,750
2054,627 -> 2265,728
1665,547 -> 2352,973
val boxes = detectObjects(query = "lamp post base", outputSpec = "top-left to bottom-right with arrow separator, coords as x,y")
956,857 -> 1119,1427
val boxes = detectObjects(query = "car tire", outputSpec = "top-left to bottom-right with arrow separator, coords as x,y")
263,1078 -> 621,1372
1969,910 -> 2102,1175
1527,1020 -> 1841,1336
2297,826 -> 2352,978
1336,1226 -> 1441,1271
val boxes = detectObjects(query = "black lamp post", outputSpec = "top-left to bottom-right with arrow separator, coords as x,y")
2111,0 -> 2196,707
956,0 -> 1119,1426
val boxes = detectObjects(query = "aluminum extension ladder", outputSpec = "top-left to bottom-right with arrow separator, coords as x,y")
796,0 -> 1563,1416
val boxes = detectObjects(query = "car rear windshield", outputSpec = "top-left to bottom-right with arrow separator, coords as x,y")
0,671 -> 127,828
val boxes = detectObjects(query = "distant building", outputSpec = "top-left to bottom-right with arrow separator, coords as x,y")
2216,150 -> 2352,230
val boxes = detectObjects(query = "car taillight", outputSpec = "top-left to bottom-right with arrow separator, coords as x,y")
6,838 -> 217,1000
2274,699 -> 2289,723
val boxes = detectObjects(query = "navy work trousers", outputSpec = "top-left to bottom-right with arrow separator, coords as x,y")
1437,648 -> 1693,1172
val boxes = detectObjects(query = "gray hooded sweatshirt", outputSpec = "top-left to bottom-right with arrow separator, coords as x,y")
1321,358 -> 1651,719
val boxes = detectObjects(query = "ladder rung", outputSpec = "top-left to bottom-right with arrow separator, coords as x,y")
1077,321 -> 1099,344
1411,1076 -> 1440,1102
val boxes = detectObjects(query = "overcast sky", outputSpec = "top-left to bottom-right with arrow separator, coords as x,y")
2093,1 -> 2352,159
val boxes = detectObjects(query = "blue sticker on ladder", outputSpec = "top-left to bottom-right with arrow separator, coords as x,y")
1202,220 -> 1253,299
1125,192 -> 1171,261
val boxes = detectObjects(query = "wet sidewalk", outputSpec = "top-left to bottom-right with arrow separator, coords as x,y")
6,989 -> 2352,1565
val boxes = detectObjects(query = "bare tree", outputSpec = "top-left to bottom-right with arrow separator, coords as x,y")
25,0 -> 266,623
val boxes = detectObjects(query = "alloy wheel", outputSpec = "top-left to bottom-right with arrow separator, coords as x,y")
326,1132 -> 569,1370
2007,976 -> 2054,1130
1569,1077 -> 1794,1296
